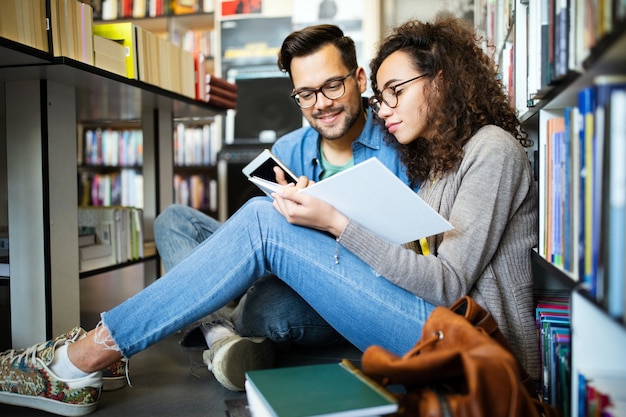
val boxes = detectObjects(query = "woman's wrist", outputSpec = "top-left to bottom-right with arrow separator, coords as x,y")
327,212 -> 349,238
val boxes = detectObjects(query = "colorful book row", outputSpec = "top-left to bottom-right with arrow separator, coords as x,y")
79,169 -> 144,209
174,174 -> 217,213
99,0 -> 214,21
535,293 -> 571,413
82,128 -> 144,167
173,123 -> 219,167
537,75 -> 626,321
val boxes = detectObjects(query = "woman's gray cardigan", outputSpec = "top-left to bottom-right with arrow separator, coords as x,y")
339,125 -> 540,380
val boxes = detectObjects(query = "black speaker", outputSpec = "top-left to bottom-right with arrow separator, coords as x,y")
219,144 -> 269,217
226,67 -> 303,145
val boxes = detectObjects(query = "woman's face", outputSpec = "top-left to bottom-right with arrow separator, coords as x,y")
374,50 -> 433,145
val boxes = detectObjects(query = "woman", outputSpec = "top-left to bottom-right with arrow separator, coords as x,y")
0,15 -> 539,416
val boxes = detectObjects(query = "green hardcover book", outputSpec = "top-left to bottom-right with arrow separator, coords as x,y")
244,359 -> 398,417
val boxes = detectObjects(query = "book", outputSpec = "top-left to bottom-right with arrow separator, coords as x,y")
93,35 -> 127,77
206,83 -> 238,102
577,86 -> 595,286
602,85 -> 626,319
206,93 -> 237,109
299,158 -> 453,244
93,22 -> 139,79
245,360 -> 398,417
206,74 -> 238,92
78,232 -> 96,247
79,243 -> 112,260
77,207 -> 121,271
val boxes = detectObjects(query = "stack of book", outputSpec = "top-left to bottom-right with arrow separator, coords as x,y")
535,292 -> 571,414
204,74 -> 237,110
93,21 -> 196,99
78,206 -> 144,272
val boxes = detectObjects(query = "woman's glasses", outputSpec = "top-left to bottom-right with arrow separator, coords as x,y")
368,74 -> 427,112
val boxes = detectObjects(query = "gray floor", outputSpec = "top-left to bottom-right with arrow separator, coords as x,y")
0,262 -> 362,417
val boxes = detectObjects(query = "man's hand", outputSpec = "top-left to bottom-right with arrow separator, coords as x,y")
273,166 -> 314,188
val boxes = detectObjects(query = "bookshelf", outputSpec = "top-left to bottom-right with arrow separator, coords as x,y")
0,2 -> 225,347
478,0 -> 626,415
92,6 -> 222,217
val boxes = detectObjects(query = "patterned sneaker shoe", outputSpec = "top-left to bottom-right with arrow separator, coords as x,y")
102,358 -> 127,391
202,334 -> 275,392
0,326 -> 102,416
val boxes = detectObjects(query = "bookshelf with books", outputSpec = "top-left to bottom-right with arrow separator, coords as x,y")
90,1 -> 231,218
0,0 -> 226,347
478,0 -> 626,415
94,1 -> 218,91
173,120 -> 220,216
78,123 -> 145,208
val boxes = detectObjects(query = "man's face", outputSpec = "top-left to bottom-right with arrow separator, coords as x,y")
289,44 -> 366,141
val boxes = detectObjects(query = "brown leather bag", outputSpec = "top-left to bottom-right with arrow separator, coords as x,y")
361,296 -> 561,417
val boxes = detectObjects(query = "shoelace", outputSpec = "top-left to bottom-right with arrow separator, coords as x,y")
123,358 -> 132,388
1,342 -> 46,367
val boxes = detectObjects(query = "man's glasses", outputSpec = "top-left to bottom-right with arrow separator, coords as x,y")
291,68 -> 357,109
368,74 -> 428,112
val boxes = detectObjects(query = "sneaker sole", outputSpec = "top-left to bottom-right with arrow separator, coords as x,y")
0,391 -> 98,417
208,337 -> 275,392
102,376 -> 126,391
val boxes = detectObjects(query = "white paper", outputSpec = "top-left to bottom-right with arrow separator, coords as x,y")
248,175 -> 284,196
300,158 -> 453,244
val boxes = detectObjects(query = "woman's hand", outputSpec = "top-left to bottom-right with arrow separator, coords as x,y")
272,185 -> 349,237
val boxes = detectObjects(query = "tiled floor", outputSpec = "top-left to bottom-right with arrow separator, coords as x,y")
0,262 -> 361,417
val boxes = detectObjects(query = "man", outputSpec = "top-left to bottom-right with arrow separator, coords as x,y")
150,24 -> 411,392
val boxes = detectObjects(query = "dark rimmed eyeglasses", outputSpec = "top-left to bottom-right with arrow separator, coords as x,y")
291,68 -> 357,109
368,74 -> 428,112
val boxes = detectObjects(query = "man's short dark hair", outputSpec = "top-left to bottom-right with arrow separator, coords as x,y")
277,24 -> 358,78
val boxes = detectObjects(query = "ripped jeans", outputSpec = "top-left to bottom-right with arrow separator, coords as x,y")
102,198 -> 435,358
153,203 -> 343,346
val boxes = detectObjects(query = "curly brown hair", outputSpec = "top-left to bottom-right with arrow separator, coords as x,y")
369,14 -> 531,187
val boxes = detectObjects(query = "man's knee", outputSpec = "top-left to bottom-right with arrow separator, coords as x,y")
233,276 -> 344,346
154,204 -> 186,234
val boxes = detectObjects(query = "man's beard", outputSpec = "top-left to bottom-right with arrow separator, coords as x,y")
309,106 -> 360,141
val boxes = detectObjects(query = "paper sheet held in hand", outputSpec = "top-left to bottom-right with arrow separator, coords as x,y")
250,157 -> 453,244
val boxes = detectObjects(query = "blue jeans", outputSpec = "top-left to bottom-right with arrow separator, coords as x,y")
153,204 -> 343,346
103,198 -> 436,358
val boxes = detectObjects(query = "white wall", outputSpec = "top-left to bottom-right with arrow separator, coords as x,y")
383,0 -> 475,34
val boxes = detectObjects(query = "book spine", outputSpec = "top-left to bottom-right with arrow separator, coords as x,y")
206,74 -> 237,92
206,93 -> 236,110
339,359 -> 397,404
206,83 -> 237,101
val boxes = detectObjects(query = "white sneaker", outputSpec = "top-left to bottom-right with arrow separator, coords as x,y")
203,334 -> 275,391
